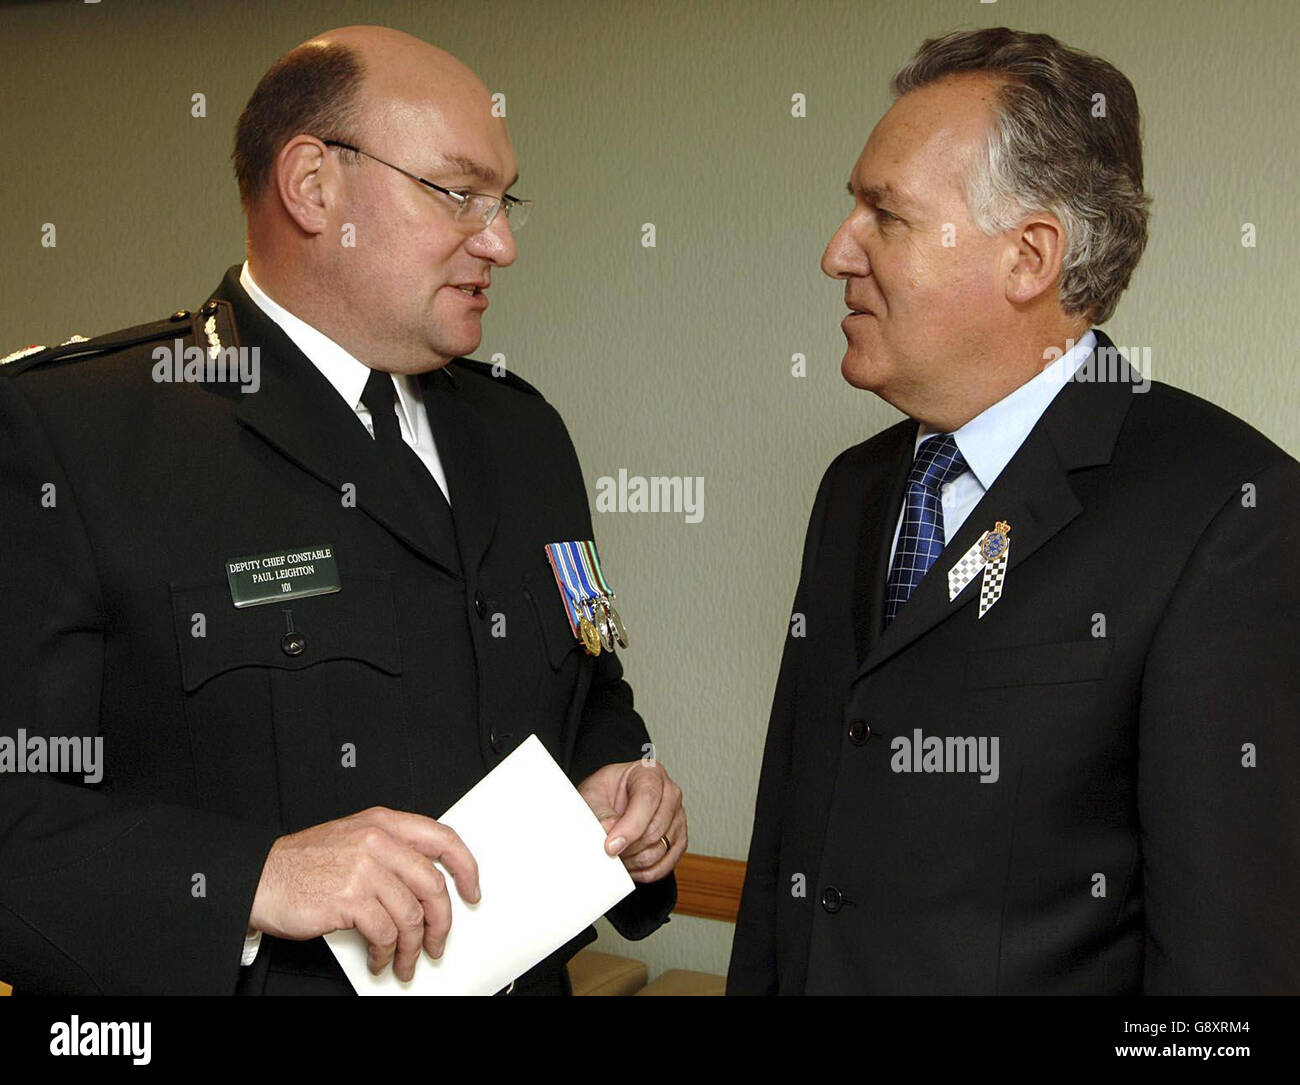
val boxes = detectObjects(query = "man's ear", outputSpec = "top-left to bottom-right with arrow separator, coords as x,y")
1004,212 -> 1067,308
273,135 -> 334,235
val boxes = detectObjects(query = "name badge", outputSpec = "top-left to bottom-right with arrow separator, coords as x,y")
225,544 -> 341,608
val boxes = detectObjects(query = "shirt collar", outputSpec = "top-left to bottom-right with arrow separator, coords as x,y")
238,261 -> 421,436
916,330 -> 1097,490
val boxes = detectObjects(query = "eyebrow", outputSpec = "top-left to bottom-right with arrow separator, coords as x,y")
434,154 -> 519,191
847,179 -> 915,211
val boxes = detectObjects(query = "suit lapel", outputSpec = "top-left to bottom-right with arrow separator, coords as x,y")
206,267 -> 462,576
419,367 -> 500,575
860,422 -> 1082,675
854,328 -> 1138,680
852,421 -> 917,664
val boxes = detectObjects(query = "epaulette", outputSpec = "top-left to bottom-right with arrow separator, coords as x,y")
448,356 -> 543,398
1,300 -> 239,377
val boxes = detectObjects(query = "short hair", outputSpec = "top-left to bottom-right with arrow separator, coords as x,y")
892,27 -> 1151,325
232,42 -> 366,208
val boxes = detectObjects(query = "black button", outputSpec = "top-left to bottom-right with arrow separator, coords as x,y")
281,632 -> 305,656
847,720 -> 872,745
821,886 -> 843,913
170,309 -> 191,322
474,590 -> 487,619
490,730 -> 512,754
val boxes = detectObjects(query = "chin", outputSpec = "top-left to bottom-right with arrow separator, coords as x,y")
433,331 -> 482,362
840,349 -> 890,393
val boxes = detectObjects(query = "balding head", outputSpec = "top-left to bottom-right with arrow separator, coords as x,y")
234,26 -> 521,375
315,25 -> 493,124
233,26 -> 503,209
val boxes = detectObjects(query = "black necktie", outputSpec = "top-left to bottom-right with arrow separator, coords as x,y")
360,368 -> 459,566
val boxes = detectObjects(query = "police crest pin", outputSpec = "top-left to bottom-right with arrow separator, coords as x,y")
948,520 -> 1012,618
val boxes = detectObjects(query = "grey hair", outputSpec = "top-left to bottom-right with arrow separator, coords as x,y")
892,28 -> 1151,325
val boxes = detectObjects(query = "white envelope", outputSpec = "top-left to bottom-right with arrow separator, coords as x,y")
323,734 -> 635,995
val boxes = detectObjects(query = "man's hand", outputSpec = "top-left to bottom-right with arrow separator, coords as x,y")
578,759 -> 686,883
247,806 -> 480,982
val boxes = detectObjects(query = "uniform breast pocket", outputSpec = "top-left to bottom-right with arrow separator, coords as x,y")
168,572 -> 403,829
523,570 -> 586,673
512,570 -> 591,758
963,638 -> 1112,690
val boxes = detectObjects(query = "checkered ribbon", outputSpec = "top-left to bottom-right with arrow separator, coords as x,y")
947,529 -> 1012,618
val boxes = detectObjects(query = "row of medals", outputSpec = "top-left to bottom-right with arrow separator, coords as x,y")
577,595 -> 628,656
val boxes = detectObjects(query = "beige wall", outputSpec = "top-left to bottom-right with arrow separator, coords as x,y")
2,0 -> 1296,981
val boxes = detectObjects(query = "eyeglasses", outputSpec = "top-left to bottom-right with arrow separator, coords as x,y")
321,139 -> 531,231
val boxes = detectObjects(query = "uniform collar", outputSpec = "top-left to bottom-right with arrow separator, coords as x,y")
238,261 -> 421,437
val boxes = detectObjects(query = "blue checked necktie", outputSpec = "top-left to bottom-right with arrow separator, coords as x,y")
883,433 -> 969,627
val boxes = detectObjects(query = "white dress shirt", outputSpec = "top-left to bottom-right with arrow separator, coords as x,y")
235,262 -> 452,966
238,262 -> 452,503
887,330 -> 1097,569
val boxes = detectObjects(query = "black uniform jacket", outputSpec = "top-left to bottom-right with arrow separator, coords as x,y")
0,266 -> 674,995
728,330 -> 1300,994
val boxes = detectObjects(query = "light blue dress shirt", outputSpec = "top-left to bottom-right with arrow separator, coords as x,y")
887,330 -> 1097,569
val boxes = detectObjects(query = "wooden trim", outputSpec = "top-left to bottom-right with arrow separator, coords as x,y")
672,853 -> 746,922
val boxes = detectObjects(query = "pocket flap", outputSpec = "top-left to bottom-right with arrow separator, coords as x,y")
170,571 -> 402,692
964,638 -> 1112,690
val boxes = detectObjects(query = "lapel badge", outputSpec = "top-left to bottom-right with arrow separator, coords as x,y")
948,520 -> 1012,618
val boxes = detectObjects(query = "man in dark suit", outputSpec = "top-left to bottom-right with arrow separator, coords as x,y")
0,25 -> 683,995
728,27 -> 1299,994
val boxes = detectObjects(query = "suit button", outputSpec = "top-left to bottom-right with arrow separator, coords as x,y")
490,730 -> 512,754
847,720 -> 872,745
281,632 -> 305,656
474,590 -> 487,619
821,886 -> 843,913
170,309 -> 191,322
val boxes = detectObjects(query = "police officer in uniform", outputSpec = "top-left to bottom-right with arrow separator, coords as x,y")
0,25 -> 684,995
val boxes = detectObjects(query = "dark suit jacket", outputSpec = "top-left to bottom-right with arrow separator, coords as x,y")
0,265 -> 673,995
728,329 -> 1300,994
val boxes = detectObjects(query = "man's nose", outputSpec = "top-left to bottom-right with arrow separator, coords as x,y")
469,213 -> 518,267
821,216 -> 866,280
